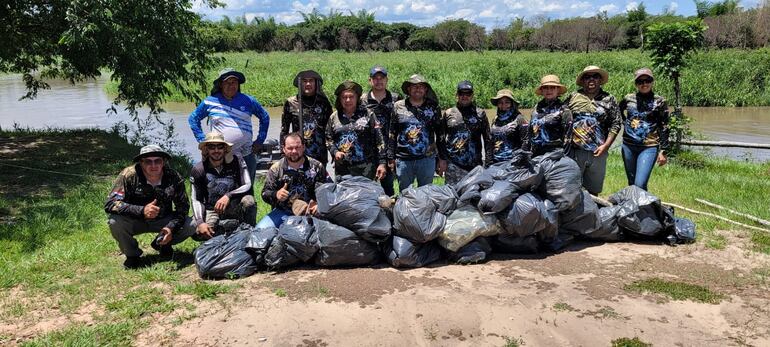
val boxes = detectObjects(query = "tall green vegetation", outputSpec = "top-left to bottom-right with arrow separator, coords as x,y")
646,19 -> 708,144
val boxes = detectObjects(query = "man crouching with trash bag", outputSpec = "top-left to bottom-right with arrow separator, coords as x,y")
257,132 -> 332,229
105,145 -> 196,269
190,132 -> 257,239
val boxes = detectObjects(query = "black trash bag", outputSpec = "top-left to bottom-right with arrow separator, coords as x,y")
448,237 -> 492,264
316,175 -> 391,242
492,234 -> 539,254
385,236 -> 441,268
478,180 -> 519,215
194,228 -> 258,279
487,150 -> 543,192
668,217 -> 697,245
453,166 -> 495,204
313,218 -> 380,267
438,205 -> 502,252
581,205 -> 624,241
534,149 -> 582,212
497,193 -> 558,238
245,226 -> 278,265
559,190 -> 601,237
609,186 -> 675,238
264,216 -> 318,269
544,232 -> 575,252
393,185 -> 458,243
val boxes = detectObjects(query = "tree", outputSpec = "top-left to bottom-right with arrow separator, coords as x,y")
1,0 -> 223,117
646,19 -> 708,144
626,2 -> 649,48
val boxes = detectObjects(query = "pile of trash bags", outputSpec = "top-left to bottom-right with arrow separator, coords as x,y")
194,151 -> 696,279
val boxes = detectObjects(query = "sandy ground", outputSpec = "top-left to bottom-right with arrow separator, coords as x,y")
146,232 -> 770,347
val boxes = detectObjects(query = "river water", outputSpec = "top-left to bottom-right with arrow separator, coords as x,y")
1,75 -> 768,161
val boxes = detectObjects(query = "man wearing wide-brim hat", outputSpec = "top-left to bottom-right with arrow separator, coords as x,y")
564,65 -> 622,195
281,70 -> 333,166
489,89 -> 528,164
190,132 -> 257,240
189,68 -> 271,184
389,74 -> 442,192
105,145 -> 197,269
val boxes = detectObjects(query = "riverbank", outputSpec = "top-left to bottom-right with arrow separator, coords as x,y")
103,49 -> 770,109
1,128 -> 769,345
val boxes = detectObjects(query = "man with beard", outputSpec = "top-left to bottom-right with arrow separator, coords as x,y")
190,132 -> 256,239
361,65 -> 401,196
437,80 -> 492,185
389,74 -> 442,192
257,132 -> 332,229
281,70 -> 333,166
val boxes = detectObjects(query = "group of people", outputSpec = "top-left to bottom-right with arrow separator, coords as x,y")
105,64 -> 671,269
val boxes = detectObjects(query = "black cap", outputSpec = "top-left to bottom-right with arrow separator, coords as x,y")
370,65 -> 388,77
457,80 -> 473,92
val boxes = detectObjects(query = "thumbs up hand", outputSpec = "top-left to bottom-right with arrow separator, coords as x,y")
144,199 -> 160,220
276,182 -> 290,202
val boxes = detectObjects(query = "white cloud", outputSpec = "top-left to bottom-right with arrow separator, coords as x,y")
599,4 -> 619,13
410,1 -> 438,14
668,2 -> 679,13
479,7 -> 497,18
291,0 -> 319,14
626,1 -> 639,12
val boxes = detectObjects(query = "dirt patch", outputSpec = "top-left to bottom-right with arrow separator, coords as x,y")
262,266 -> 451,307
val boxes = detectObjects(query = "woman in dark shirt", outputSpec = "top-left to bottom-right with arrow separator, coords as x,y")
525,75 -> 572,157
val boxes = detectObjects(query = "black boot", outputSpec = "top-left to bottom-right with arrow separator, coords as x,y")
123,256 -> 144,269
150,239 -> 173,259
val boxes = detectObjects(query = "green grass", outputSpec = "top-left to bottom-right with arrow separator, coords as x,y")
624,278 -> 725,304
611,337 -> 652,347
751,231 -> 770,254
552,302 -> 576,312
502,335 -> 526,347
106,49 -> 770,109
1,127 -> 767,345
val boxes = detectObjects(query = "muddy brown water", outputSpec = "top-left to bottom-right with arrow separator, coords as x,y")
1,76 -> 768,161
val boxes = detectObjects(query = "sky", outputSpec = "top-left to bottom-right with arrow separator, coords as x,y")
193,0 -> 764,29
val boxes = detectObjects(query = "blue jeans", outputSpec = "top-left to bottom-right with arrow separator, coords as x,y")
256,208 -> 291,229
396,156 -> 436,192
242,152 -> 257,185
621,143 -> 659,191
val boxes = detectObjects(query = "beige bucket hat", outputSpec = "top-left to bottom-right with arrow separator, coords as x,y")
198,132 -> 235,162
490,89 -> 519,106
535,75 -> 567,96
576,65 -> 609,87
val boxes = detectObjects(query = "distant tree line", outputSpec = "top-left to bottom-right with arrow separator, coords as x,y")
199,1 -> 770,52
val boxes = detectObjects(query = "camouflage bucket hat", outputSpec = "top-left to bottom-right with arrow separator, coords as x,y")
133,144 -> 171,162
401,74 -> 439,104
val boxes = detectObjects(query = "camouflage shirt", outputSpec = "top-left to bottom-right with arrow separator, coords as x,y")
564,89 -> 622,151
104,164 -> 189,231
261,156 -> 331,212
525,98 -> 573,156
281,95 -> 333,163
490,109 -> 528,164
620,92 -> 670,149
388,99 -> 442,160
326,106 -> 387,166
438,104 -> 493,170
361,90 -> 401,142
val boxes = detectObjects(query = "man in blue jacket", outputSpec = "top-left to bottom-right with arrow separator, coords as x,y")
189,68 -> 270,183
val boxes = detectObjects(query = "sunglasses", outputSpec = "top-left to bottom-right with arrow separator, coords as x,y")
206,144 -> 226,150
142,158 -> 164,166
582,73 -> 602,80
635,78 -> 654,85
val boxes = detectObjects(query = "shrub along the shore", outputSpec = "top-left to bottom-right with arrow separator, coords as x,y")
1,127 -> 768,344
106,49 -> 770,109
